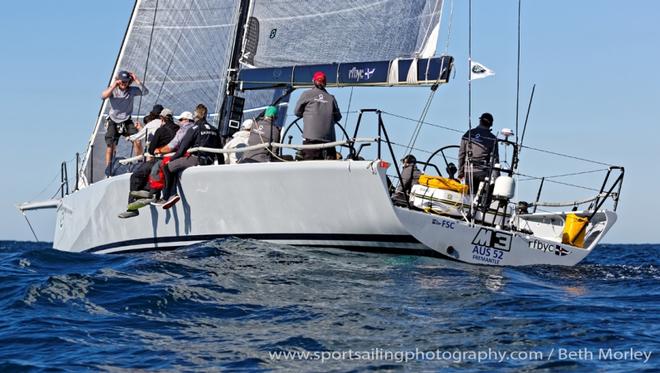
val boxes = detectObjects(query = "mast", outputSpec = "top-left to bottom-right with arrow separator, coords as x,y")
219,0 -> 251,139
79,0 -> 142,187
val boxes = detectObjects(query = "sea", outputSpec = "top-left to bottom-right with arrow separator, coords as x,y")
0,240 -> 657,372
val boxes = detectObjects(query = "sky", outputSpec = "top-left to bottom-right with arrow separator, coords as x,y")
0,0 -> 658,244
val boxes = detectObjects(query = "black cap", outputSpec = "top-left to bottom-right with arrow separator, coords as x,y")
479,112 -> 494,125
117,70 -> 131,82
401,154 -> 417,163
151,104 -> 164,115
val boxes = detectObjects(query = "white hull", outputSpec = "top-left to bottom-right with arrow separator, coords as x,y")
53,159 -> 616,266
394,207 -> 616,266
54,161 -> 427,254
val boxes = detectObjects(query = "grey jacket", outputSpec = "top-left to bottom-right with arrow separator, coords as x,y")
457,125 -> 499,179
294,87 -> 342,142
396,163 -> 423,194
242,118 -> 281,163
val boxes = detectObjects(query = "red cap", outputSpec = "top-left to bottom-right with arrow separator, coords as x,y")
313,71 -> 326,83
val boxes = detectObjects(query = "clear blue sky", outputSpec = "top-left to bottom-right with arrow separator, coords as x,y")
0,0 -> 657,243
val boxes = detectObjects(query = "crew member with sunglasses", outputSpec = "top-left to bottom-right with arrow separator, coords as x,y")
101,70 -> 149,176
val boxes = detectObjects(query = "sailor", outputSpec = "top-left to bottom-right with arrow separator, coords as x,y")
294,71 -> 342,160
128,104 -> 164,144
101,70 -> 149,176
159,104 -> 222,209
223,119 -> 255,164
457,112 -> 499,190
240,106 -> 282,163
118,108 -> 178,218
392,154 -> 422,204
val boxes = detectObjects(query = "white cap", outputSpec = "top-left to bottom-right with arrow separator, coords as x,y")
241,119 -> 255,130
176,111 -> 194,121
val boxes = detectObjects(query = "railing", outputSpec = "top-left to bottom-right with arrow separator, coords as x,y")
280,117 -> 354,159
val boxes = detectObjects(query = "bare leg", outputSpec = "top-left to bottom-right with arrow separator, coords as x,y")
105,144 -> 115,166
133,141 -> 143,157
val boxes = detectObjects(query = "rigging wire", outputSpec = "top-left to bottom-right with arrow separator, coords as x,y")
515,0 -> 521,145
381,111 -> 614,167
403,87 -> 438,156
22,213 -> 40,242
135,0 -> 159,119
442,0 -> 454,55
516,172 -> 601,192
517,168 -> 608,182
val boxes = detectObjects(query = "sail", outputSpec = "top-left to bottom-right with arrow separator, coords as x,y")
237,0 -> 443,128
241,0 -> 443,67
81,0 -> 240,185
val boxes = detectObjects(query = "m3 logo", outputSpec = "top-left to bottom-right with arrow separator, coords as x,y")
471,228 -> 512,252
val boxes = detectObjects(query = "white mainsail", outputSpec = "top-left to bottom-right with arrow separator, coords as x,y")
80,0 -> 444,186
81,0 -> 241,186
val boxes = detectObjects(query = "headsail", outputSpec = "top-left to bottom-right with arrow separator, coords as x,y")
81,0 -> 241,185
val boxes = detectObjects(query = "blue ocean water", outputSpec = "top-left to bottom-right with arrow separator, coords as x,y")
0,240 -> 657,372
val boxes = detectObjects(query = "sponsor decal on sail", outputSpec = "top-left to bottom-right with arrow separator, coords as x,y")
348,66 -> 376,82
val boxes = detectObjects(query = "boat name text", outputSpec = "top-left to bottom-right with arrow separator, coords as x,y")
472,228 -> 512,252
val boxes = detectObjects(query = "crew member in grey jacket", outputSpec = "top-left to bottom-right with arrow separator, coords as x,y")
101,70 -> 148,176
241,106 -> 281,163
457,112 -> 499,190
294,71 -> 342,160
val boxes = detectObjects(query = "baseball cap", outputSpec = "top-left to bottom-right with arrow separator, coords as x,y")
241,119 -> 255,130
479,112 -> 494,124
117,70 -> 131,82
177,111 -> 194,121
264,106 -> 278,118
160,108 -> 173,117
313,71 -> 326,83
401,154 -> 417,163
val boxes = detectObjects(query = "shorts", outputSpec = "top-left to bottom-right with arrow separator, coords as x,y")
105,118 -> 138,146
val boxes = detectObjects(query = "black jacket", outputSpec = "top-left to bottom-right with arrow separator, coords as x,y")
148,119 -> 178,154
173,118 -> 222,164
457,125 -> 499,178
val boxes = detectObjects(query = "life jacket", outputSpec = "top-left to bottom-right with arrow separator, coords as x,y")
148,156 -> 171,191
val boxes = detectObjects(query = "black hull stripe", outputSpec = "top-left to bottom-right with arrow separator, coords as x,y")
98,242 -> 448,259
81,233 -> 421,254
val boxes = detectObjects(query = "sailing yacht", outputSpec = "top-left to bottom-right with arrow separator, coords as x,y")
18,0 -> 624,266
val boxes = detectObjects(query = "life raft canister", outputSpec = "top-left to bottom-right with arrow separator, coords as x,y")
148,156 -> 171,191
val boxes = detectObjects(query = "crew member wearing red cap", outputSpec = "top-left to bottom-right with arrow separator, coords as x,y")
294,71 -> 342,160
